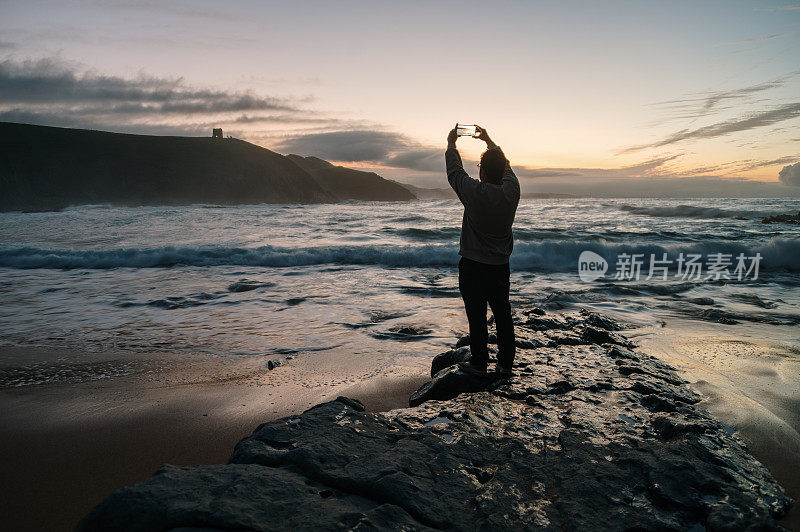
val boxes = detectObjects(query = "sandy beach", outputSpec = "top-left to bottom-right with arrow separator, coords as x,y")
0,346 -> 428,531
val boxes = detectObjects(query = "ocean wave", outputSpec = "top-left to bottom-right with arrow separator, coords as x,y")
0,244 -> 460,269
1,238 -> 798,272
391,226 -> 699,243
511,238 -> 800,272
391,227 -> 462,240
616,204 -> 774,219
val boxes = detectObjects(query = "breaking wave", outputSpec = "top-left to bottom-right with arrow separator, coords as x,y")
615,204 -> 775,219
1,238 -> 798,272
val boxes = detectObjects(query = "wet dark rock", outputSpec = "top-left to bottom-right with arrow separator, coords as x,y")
545,380 -> 575,395
732,293 -> 778,309
689,296 -> 715,305
409,364 -> 491,407
640,394 -> 678,413
525,315 -> 573,331
227,279 -> 275,293
606,344 -> 641,361
78,308 -> 793,531
266,360 -> 280,370
630,379 -> 700,405
700,308 -> 740,325
145,293 -> 222,310
586,381 -> 616,393
581,325 -> 633,347
579,308 -> 622,330
618,363 -> 685,386
762,210 -> 800,224
514,338 -> 544,349
541,291 -> 581,309
454,334 -> 469,348
333,395 -> 365,412
371,325 -> 432,341
455,333 -> 497,348
651,415 -> 710,440
543,330 -> 584,345
430,347 -> 471,377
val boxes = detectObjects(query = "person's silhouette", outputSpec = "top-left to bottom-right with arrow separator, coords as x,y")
446,125 -> 520,377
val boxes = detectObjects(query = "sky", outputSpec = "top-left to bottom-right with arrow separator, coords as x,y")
1,0 -> 799,196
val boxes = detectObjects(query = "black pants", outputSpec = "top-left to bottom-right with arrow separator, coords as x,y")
458,257 -> 515,369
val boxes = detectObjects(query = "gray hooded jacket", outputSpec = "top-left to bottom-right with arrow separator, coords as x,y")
446,145 -> 520,265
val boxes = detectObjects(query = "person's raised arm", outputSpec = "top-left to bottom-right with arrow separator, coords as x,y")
446,124 -> 478,206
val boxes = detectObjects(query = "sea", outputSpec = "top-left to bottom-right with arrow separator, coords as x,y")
1,197 -> 799,387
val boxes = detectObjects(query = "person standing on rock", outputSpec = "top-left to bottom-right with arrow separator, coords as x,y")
446,125 -> 520,377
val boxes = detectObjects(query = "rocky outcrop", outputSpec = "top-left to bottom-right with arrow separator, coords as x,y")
762,210 -> 800,224
77,308 -> 792,531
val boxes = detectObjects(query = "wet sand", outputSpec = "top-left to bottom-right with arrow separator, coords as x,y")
634,319 -> 800,531
0,346 -> 428,531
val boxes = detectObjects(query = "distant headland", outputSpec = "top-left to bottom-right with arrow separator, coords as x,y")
0,122 -> 416,211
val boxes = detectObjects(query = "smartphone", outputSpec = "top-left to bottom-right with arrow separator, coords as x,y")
456,124 -> 478,137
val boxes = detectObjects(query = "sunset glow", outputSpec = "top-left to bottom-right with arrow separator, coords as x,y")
1,1 -> 799,195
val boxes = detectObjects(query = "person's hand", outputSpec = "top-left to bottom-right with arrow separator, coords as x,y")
447,124 -> 458,145
476,125 -> 498,149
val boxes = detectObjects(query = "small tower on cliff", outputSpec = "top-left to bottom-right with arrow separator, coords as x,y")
212,128 -> 223,139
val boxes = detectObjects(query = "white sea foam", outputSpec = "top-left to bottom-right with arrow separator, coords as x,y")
2,238 -> 798,271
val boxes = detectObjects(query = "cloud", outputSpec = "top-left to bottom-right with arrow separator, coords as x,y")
622,102 -> 800,153
647,72 -> 798,122
384,148 -> 443,172
0,56 -> 364,140
91,0 -> 235,20
278,130 -> 400,161
514,154 -> 681,180
276,130 -> 445,172
738,156 -> 799,171
695,80 -> 786,112
0,57 -> 294,111
779,162 -> 800,186
232,114 -> 347,125
718,33 -> 786,46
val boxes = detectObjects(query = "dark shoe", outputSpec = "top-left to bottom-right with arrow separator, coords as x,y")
458,361 -> 487,376
495,364 -> 513,378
